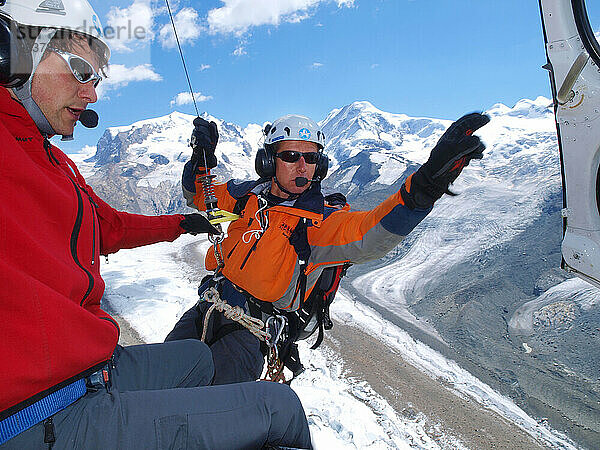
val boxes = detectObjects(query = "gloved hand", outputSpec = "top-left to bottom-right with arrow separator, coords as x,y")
180,213 -> 220,235
401,112 -> 490,209
190,117 -> 219,169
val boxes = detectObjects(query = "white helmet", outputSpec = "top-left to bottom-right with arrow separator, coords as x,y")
265,114 -> 326,150
0,0 -> 109,137
0,0 -> 109,61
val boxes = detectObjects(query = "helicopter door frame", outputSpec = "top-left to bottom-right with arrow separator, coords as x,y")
538,0 -> 600,288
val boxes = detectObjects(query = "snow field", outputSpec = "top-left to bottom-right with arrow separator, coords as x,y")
101,235 -> 574,449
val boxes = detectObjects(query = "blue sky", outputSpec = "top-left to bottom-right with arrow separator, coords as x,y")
59,0 -> 598,152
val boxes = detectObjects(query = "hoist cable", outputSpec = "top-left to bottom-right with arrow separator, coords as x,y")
163,0 -> 239,227
164,0 -> 199,117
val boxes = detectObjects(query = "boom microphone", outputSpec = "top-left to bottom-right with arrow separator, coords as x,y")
294,177 -> 319,187
60,109 -> 99,141
79,109 -> 99,128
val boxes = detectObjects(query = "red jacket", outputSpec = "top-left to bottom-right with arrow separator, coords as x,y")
0,88 -> 185,419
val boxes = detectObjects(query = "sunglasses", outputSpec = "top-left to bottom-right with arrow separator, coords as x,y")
275,150 -> 320,164
51,49 -> 102,88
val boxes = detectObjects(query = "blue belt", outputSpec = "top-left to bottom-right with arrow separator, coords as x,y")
0,379 -> 87,445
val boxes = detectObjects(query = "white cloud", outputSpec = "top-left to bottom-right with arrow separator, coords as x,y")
159,7 -> 203,48
199,64 -> 211,71
98,64 -> 162,97
371,63 -> 379,69
233,45 -> 246,56
311,62 -> 324,69
105,0 -> 154,53
170,91 -> 213,107
207,0 -> 354,35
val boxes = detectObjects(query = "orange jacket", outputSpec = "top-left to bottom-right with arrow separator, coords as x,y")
183,163 -> 430,310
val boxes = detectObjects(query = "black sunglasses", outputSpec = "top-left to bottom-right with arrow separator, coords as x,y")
275,150 -> 319,164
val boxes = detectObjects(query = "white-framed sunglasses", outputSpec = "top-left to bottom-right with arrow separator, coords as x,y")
50,49 -> 103,88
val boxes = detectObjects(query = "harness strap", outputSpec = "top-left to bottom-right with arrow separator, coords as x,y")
289,217 -> 311,309
0,379 -> 86,445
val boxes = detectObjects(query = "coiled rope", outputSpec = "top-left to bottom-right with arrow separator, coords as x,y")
199,287 -> 269,342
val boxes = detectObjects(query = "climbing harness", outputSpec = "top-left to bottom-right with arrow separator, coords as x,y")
198,284 -> 298,383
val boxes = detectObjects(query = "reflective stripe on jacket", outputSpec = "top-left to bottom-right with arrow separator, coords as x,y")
183,160 -> 431,310
0,87 -> 185,420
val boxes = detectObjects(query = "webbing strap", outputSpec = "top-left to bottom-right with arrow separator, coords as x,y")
0,379 -> 86,445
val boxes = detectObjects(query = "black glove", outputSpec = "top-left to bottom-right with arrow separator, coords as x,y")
180,214 -> 220,235
190,117 -> 218,169
401,112 -> 490,209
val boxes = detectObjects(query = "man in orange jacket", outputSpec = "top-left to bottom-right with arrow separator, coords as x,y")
1,1 -> 312,448
167,112 -> 490,384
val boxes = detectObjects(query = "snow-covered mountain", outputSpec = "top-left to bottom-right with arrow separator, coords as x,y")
80,97 -> 556,213
73,98 -> 600,448
79,111 -> 260,214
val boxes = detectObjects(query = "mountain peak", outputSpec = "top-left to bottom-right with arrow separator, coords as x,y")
487,96 -> 552,120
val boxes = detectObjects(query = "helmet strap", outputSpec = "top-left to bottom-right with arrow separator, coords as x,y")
13,28 -> 57,137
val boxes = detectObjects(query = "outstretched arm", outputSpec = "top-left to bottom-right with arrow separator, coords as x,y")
309,112 -> 490,266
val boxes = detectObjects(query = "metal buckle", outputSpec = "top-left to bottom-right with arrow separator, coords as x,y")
265,315 -> 288,361
85,365 -> 110,392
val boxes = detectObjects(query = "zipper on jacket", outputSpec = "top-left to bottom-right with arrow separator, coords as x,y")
42,137 -> 95,303
240,233 -> 262,270
226,218 -> 253,259
43,138 -> 60,166
227,241 -> 239,259
85,195 -> 99,266
66,177 -> 95,306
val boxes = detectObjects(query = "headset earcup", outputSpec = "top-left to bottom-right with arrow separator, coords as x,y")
255,147 -> 276,178
315,152 -> 329,180
0,17 -> 32,88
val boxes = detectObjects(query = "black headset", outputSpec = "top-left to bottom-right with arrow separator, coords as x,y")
255,124 -> 329,181
0,15 -> 32,88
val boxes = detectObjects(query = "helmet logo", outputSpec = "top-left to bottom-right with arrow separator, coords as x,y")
36,0 -> 66,16
0,0 -> 5,6
92,15 -> 102,37
299,128 -> 311,140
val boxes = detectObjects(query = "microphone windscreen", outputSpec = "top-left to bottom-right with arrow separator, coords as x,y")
294,177 -> 309,187
79,109 -> 98,128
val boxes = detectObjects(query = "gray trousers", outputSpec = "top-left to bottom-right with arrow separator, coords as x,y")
165,301 -> 265,386
3,340 -> 311,449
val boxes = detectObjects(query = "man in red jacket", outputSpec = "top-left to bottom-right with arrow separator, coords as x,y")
0,1 -> 312,448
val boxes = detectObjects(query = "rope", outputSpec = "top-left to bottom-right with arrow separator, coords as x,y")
199,286 -> 290,383
164,0 -> 199,117
200,287 -> 269,342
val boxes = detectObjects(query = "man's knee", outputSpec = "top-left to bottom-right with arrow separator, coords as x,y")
169,339 -> 215,387
210,330 -> 264,385
256,382 -> 312,448
257,381 -> 304,413
165,304 -> 202,341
